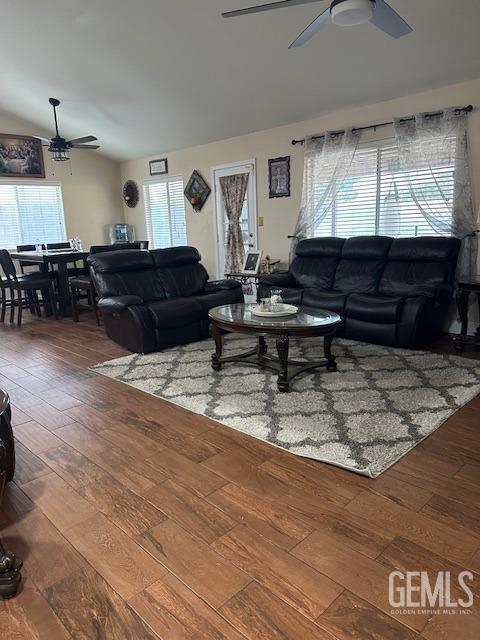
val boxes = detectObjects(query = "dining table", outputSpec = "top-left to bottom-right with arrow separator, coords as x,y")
9,249 -> 89,317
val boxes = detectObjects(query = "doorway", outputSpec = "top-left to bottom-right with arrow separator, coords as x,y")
212,160 -> 257,279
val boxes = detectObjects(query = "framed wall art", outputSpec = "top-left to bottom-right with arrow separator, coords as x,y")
149,158 -> 168,175
0,134 -> 45,178
268,156 -> 290,198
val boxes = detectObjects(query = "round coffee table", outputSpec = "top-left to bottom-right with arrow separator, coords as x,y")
208,303 -> 342,392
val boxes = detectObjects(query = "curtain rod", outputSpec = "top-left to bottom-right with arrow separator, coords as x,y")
291,105 -> 473,146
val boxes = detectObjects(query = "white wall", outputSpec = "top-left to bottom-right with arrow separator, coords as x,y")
0,109 -> 122,249
121,78 -> 480,280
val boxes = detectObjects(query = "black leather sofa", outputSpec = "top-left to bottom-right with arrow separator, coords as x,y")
258,236 -> 460,348
88,247 -> 243,353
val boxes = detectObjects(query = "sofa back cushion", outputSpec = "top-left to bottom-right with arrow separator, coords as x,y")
379,237 -> 461,296
88,250 -> 166,302
151,246 -> 209,298
290,237 -> 345,289
333,236 -> 393,293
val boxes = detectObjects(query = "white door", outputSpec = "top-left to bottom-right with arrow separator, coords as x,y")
212,160 -> 257,279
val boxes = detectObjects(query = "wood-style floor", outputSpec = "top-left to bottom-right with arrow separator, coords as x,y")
0,314 -> 479,639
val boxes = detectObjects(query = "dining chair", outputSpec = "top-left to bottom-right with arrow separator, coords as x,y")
46,242 -> 87,278
16,244 -> 47,315
0,250 -> 58,326
0,276 -> 9,324
16,244 -> 46,274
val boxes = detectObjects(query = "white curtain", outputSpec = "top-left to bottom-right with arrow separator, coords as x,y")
290,129 -> 360,262
394,109 -> 476,277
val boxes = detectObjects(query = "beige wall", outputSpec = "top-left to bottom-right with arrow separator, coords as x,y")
0,110 -> 122,249
121,78 -> 480,279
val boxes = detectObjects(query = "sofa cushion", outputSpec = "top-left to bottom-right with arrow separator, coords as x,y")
151,246 -> 202,268
333,236 -> 392,293
302,289 -> 347,315
295,237 -> 346,258
88,250 -> 154,273
290,237 -> 345,289
386,237 -> 461,262
341,236 -> 393,260
194,289 -> 240,313
346,293 -> 404,324
158,263 -> 209,298
379,237 -> 460,296
90,270 -> 166,302
87,250 -> 166,301
147,298 -> 204,329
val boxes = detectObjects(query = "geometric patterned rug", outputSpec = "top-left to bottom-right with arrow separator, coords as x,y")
91,335 -> 480,477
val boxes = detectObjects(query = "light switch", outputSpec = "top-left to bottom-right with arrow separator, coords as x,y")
258,216 -> 264,227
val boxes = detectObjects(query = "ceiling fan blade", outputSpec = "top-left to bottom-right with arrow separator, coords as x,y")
288,7 -> 330,48
33,135 -> 52,143
370,0 -> 412,38
222,0 -> 321,18
67,135 -> 98,145
70,144 -> 100,149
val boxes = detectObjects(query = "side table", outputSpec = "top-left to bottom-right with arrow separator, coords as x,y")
453,277 -> 480,353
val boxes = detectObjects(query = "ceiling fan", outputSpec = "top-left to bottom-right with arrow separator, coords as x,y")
222,0 -> 413,48
34,98 -> 100,161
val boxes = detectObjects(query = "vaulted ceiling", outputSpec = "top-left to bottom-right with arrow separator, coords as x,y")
1,0 -> 479,160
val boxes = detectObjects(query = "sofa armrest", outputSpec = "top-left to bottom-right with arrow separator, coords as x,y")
205,279 -> 242,293
98,295 -> 143,315
258,271 -> 295,288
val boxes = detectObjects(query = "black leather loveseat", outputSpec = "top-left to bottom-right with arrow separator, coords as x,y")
258,236 -> 460,348
88,247 -> 243,353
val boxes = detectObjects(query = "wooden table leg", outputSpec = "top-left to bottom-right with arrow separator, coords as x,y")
258,335 -> 268,356
276,335 -> 290,392
56,261 -> 71,317
453,289 -> 470,353
210,322 -> 223,370
324,331 -> 337,372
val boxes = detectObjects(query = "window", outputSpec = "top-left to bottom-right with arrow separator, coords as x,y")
0,181 -> 66,250
314,138 -> 455,238
144,177 -> 187,249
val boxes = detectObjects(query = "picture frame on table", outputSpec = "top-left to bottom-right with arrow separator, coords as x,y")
242,250 -> 263,274
268,156 -> 290,198
149,158 -> 168,176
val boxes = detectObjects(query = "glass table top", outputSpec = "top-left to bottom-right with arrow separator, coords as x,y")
209,303 -> 341,329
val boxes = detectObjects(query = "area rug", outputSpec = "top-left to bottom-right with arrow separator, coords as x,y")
91,336 -> 480,477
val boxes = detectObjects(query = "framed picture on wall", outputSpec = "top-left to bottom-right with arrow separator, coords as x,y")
149,158 -> 168,175
0,134 -> 45,178
242,250 -> 263,274
268,156 -> 290,198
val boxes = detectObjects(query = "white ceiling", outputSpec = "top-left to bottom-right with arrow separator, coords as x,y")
1,0 -> 479,161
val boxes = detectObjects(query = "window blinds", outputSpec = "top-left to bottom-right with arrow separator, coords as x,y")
0,182 -> 66,250
144,177 -> 187,249
314,139 -> 455,238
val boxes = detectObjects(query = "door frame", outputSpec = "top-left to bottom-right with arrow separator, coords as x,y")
211,159 -> 258,279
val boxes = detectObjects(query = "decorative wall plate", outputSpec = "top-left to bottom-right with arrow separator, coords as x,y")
184,170 -> 211,212
123,180 -> 139,208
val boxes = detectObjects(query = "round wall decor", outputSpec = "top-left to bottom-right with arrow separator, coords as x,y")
123,180 -> 139,208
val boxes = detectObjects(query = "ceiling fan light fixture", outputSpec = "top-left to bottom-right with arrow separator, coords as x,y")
51,148 -> 69,162
330,0 -> 375,26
